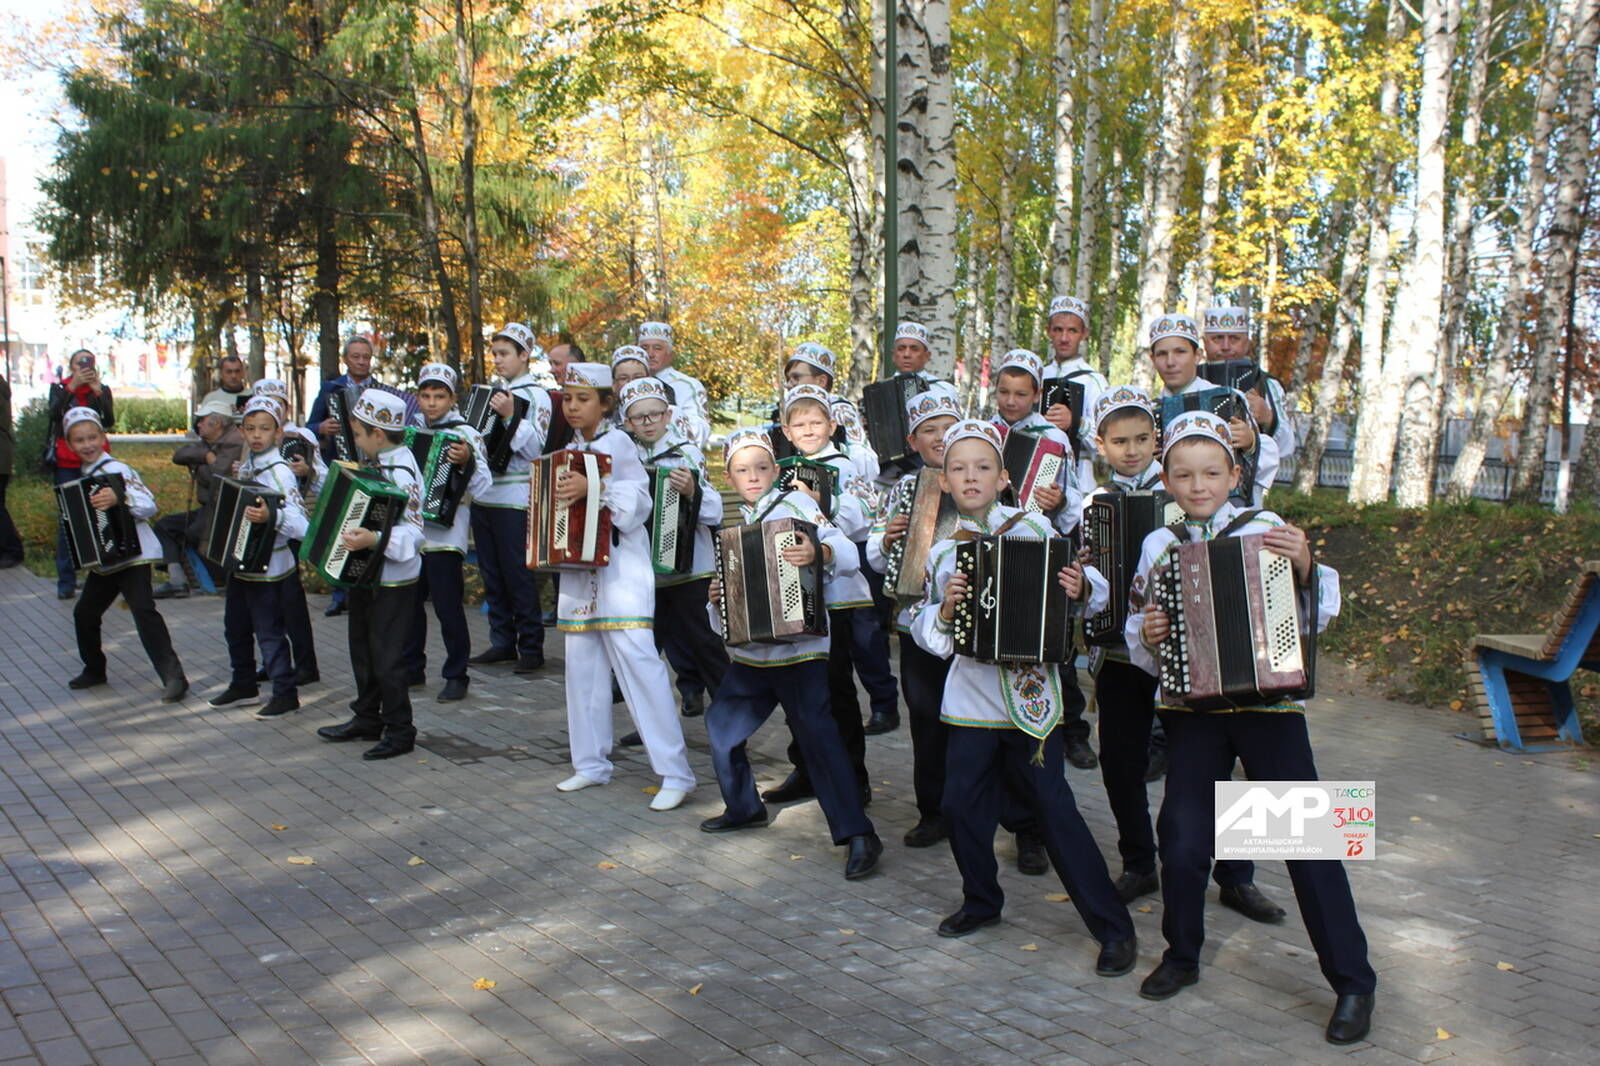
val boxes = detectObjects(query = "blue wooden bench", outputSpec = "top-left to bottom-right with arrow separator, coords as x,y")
185,547 -> 219,595
1466,560 -> 1598,752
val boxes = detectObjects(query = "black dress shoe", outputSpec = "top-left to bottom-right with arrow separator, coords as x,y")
1325,992 -> 1375,1045
1219,883 -> 1287,924
1139,960 -> 1199,1000
254,695 -> 300,720
1114,869 -> 1160,903
317,719 -> 384,742
1066,739 -> 1099,769
863,711 -> 900,735
363,736 -> 416,760
700,809 -> 769,833
617,731 -> 642,747
467,646 -> 516,665
294,667 -> 321,686
151,582 -> 187,600
937,911 -> 1000,938
208,684 -> 260,707
323,601 -> 346,617
160,677 -> 189,704
1095,937 -> 1138,977
903,817 -> 947,848
68,671 -> 107,690
58,588 -> 77,601
514,654 -> 546,674
610,680 -> 624,703
0,555 -> 23,569
844,833 -> 883,880
254,666 -> 270,682
404,675 -> 425,688
1016,833 -> 1049,876
761,771 -> 815,804
436,678 -> 469,702
681,692 -> 704,718
859,783 -> 873,808
1143,748 -> 1169,782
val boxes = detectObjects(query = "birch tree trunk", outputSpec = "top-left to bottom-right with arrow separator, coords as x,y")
895,0 -> 928,326
403,54 -> 463,376
1573,393 -> 1600,505
1073,0 -> 1105,300
1296,206 -> 1368,493
1509,0 -> 1600,502
1440,0 -> 1491,410
991,180 -> 1017,357
1388,0 -> 1459,508
1448,0 -> 1580,497
1346,0 -> 1407,504
1050,0 -> 1075,293
918,0 -> 959,375
1192,45 -> 1226,314
244,262 -> 266,380
453,0 -> 484,378
962,261 -> 982,406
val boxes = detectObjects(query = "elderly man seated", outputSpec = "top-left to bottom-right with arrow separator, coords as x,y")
152,398 -> 244,598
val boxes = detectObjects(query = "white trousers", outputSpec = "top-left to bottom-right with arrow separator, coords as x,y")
564,628 -> 695,791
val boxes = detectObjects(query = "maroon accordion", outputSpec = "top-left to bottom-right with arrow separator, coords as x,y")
1001,431 -> 1069,513
526,451 -> 613,569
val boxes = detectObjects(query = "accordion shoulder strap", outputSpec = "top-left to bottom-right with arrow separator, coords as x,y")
1101,481 -> 1125,495
651,443 -> 688,465
1163,508 -> 1260,543
992,513 -> 1028,538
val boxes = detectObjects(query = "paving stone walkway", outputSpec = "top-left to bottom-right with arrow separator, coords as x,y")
0,564 -> 1595,1065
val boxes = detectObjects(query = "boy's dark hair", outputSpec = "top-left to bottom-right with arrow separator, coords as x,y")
417,381 -> 453,396
1099,408 -> 1156,436
382,428 -> 407,445
996,366 -> 1040,389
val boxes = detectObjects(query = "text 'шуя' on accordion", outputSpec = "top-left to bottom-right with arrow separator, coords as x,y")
202,476 -> 285,577
299,463 -> 407,588
714,518 -> 827,646
1001,431 -> 1068,514
952,535 -> 1077,664
405,426 -> 471,526
648,464 -> 701,576
775,456 -> 836,520
462,384 -> 530,475
862,374 -> 929,468
526,450 -> 612,570
882,467 -> 959,605
1150,531 -> 1319,710
56,472 -> 140,570
1082,489 -> 1183,647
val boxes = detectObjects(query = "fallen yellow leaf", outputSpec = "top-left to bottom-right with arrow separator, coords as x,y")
407,856 -> 427,866
1435,1028 -> 1452,1040
1410,816 -> 1423,822
286,856 -> 315,866
1137,905 -> 1153,913
688,983 -> 703,995
789,855 -> 804,861
270,824 -> 288,831
1448,699 -> 1463,711
1019,943 -> 1038,952
472,978 -> 497,990
1044,893 -> 1070,902
596,861 -> 618,870
1496,961 -> 1516,972
643,785 -> 660,795
837,928 -> 856,935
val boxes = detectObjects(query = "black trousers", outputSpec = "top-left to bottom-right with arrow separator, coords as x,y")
348,584 -> 417,739
1157,711 -> 1376,994
74,563 -> 182,683
224,576 -> 295,700
781,610 -> 870,789
405,551 -> 471,681
653,578 -> 729,703
469,505 -> 543,657
0,473 -> 23,561
1059,659 -> 1090,745
826,603 -> 899,721
280,563 -> 317,673
943,725 -> 1134,944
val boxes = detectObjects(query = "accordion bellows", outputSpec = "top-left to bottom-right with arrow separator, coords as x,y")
1002,432 -> 1068,514
952,535 -> 1076,664
1082,490 -> 1183,646
1151,532 -> 1318,710
56,472 -> 140,570
882,468 -> 958,605
300,463 -> 408,588
862,375 -> 928,468
526,451 -> 612,569
463,385 -> 530,475
715,519 -> 827,645
203,477 -> 285,576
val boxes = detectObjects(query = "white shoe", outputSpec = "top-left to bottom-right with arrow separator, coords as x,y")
649,787 -> 690,812
556,774 -> 604,792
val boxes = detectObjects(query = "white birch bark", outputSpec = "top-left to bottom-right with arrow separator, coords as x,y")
917,0 -> 959,375
1192,44 -> 1225,315
1296,206 -> 1369,494
1073,0 -> 1105,300
991,180 -> 1017,358
895,0 -> 928,327
1051,0 -> 1075,294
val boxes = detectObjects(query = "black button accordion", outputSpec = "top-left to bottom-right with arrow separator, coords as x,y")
861,374 -> 929,469
648,464 -> 702,576
406,426 -> 471,526
1082,489 -> 1182,646
1001,430 -> 1069,514
56,472 -> 140,570
881,467 -> 959,605
1149,531 -> 1319,710
714,518 -> 827,645
951,535 -> 1076,664
1040,378 -> 1086,453
775,456 -> 836,520
279,436 -> 316,490
299,463 -> 408,587
202,476 -> 286,576
1156,386 -> 1258,499
324,387 -> 359,463
1197,358 -> 1266,396
462,385 -> 530,475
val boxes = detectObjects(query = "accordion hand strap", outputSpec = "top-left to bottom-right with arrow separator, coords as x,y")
1166,507 -> 1261,543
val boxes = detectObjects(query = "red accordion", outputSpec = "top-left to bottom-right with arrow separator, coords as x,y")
526,451 -> 613,569
1001,431 -> 1069,513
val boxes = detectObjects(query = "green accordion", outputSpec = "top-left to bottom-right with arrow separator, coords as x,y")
299,463 -> 408,588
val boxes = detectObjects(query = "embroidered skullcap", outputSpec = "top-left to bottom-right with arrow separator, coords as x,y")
781,383 -> 833,417
241,396 -> 283,425
723,427 -> 775,466
906,384 -> 962,431
252,378 -> 289,403
1092,385 -> 1156,434
417,364 -> 458,394
63,407 -> 103,432
1203,306 -> 1250,335
619,377 -> 671,414
563,362 -> 612,390
1048,295 -> 1090,328
942,418 -> 1004,459
1162,410 -> 1235,464
1148,313 -> 1201,348
787,342 -> 837,380
893,321 -> 930,347
611,345 -> 649,370
493,322 -> 536,354
352,390 -> 406,430
638,321 -> 673,343
996,349 -> 1043,386
830,396 -> 862,429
